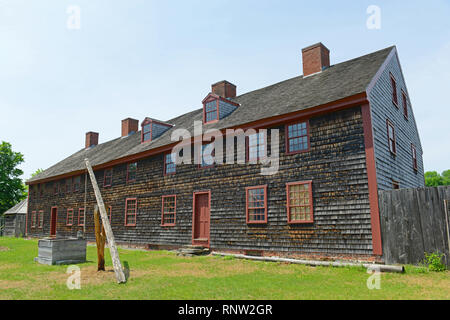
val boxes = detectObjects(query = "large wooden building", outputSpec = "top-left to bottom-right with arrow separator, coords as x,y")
26,43 -> 424,261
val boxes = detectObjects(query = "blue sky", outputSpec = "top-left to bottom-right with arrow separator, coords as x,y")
0,0 -> 449,180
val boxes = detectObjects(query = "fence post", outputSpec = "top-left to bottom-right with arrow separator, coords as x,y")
444,200 -> 450,257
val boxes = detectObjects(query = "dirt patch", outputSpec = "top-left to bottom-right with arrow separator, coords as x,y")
138,259 -> 263,279
0,263 -> 21,272
0,246 -> 10,252
49,265 -> 118,286
0,279 -> 27,289
45,255 -> 298,287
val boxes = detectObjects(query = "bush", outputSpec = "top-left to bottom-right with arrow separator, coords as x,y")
424,252 -> 447,272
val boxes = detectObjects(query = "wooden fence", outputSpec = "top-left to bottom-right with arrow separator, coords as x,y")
379,186 -> 450,267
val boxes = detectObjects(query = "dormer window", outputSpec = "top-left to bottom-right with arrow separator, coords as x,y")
142,121 -> 152,142
141,118 -> 173,143
204,100 -> 219,123
202,93 -> 239,125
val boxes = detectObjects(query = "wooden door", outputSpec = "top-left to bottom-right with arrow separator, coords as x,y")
50,207 -> 57,237
192,192 -> 210,247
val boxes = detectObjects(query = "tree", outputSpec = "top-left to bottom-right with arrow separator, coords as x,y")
442,170 -> 450,185
23,168 -> 44,192
31,168 -> 44,178
425,170 -> 450,187
0,141 -> 26,214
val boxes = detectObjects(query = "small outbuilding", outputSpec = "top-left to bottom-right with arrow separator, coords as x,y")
3,199 -> 27,237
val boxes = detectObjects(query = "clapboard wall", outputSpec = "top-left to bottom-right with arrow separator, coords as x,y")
379,186 -> 450,267
3,214 -> 26,238
368,51 -> 425,190
27,106 -> 375,258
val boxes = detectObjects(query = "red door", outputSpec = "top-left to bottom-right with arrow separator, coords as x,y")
50,207 -> 57,237
192,192 -> 210,247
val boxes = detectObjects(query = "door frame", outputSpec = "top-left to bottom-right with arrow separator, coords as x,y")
50,206 -> 58,237
192,190 -> 211,247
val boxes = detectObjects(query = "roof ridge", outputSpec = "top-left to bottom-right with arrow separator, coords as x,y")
232,46 -> 395,101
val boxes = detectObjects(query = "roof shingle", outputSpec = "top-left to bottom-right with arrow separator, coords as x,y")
28,46 -> 394,184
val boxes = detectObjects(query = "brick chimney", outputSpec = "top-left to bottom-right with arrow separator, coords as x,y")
85,132 -> 99,149
302,43 -> 330,77
121,118 -> 139,137
211,80 -> 236,98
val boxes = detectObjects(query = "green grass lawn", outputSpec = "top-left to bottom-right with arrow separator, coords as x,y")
0,237 -> 448,300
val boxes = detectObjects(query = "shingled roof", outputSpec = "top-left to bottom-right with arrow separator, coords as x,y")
28,46 -> 395,184
4,199 -> 28,215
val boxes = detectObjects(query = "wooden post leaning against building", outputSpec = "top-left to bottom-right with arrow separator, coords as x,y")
84,158 -> 127,284
94,205 -> 106,271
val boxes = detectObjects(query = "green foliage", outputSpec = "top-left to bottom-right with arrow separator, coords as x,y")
424,252 -> 447,272
442,170 -> 450,185
24,168 -> 44,192
425,170 -> 450,187
31,168 -> 44,178
0,142 -> 26,215
0,238 -> 449,299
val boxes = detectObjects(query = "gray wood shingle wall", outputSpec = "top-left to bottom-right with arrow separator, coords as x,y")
27,106 -> 374,256
368,53 -> 425,190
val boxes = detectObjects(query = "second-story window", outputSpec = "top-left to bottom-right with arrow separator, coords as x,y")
104,168 -> 113,187
411,144 -> 418,171
402,90 -> 408,119
73,176 -> 81,192
247,131 -> 267,162
387,120 -> 396,155
200,143 -> 215,168
127,162 -> 137,183
390,73 -> 398,107
286,121 -> 309,154
66,178 -> 72,194
164,153 -> 176,175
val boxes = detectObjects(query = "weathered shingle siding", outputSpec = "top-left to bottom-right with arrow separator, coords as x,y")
27,107 -> 373,256
368,53 -> 425,190
152,123 -> 171,140
218,99 -> 238,120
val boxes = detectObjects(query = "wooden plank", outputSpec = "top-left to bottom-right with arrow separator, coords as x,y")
94,205 -> 106,271
379,186 -> 450,267
408,188 -> 425,264
430,188 -> 446,261
85,158 -> 127,283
